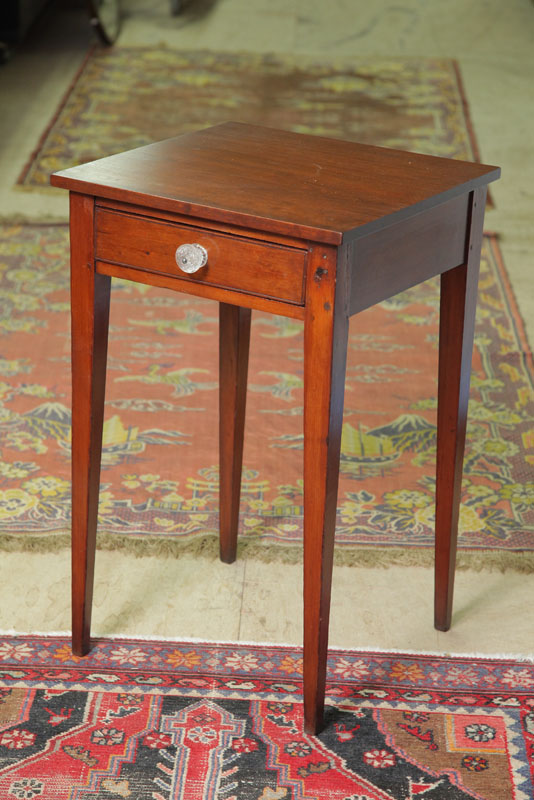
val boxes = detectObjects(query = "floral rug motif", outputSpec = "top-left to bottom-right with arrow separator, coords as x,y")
18,51 -> 479,189
0,634 -> 533,799
0,224 -> 533,565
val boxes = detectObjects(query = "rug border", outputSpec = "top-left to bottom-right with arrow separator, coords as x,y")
452,59 -> 483,166
1,631 -> 533,664
487,232 -> 534,384
15,45 -> 96,187
452,59 -> 495,208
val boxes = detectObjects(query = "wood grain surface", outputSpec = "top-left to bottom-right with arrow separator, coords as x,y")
52,122 -> 500,244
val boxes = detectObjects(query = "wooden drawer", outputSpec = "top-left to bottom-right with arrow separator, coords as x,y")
95,208 -> 307,305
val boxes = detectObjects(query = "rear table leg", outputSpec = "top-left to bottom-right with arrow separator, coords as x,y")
435,187 -> 487,631
219,303 -> 251,563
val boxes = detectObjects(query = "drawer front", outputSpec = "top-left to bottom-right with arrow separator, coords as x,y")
95,209 -> 307,305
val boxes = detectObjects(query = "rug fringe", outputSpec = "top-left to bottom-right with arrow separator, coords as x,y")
0,533 -> 71,553
16,46 -> 96,186
2,531 -> 534,574
0,214 -> 68,225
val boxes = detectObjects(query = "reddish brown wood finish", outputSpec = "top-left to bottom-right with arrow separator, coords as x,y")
350,193 -> 469,314
95,198 -> 311,250
219,303 -> 252,563
95,207 -> 307,305
303,244 -> 351,733
96,260 -> 305,321
53,123 -> 500,735
69,193 -> 111,656
51,122 -> 499,245
434,187 -> 487,631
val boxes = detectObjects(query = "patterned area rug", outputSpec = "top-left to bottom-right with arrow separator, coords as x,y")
4,49 -> 531,564
0,634 -> 533,799
18,51 -> 480,189
0,223 -> 533,566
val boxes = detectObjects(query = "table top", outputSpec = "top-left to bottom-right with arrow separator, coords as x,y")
51,122 -> 500,245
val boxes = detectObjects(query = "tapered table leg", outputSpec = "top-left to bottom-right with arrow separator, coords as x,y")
70,194 -> 111,656
303,247 -> 350,734
219,303 -> 251,563
435,187 -> 487,631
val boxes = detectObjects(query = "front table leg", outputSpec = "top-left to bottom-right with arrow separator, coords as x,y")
219,303 -> 252,563
303,247 -> 350,734
70,193 -> 111,656
435,187 -> 487,631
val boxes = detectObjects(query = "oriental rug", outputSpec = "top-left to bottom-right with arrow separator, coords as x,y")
17,52 -> 480,190
0,634 -> 533,799
0,225 -> 533,566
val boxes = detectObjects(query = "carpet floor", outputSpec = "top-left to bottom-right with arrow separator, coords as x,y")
0,633 -> 533,798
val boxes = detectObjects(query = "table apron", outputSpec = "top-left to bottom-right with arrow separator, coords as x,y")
349,192 -> 471,314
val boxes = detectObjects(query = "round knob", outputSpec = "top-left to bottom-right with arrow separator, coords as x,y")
175,243 -> 208,274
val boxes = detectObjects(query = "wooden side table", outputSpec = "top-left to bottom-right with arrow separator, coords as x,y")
51,123 -> 500,734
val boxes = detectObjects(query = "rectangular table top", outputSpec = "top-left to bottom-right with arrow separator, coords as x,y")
51,122 -> 500,245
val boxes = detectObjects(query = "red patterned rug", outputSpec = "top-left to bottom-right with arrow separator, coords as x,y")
0,634 -> 533,798
0,224 -> 533,567
7,50 -> 533,566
